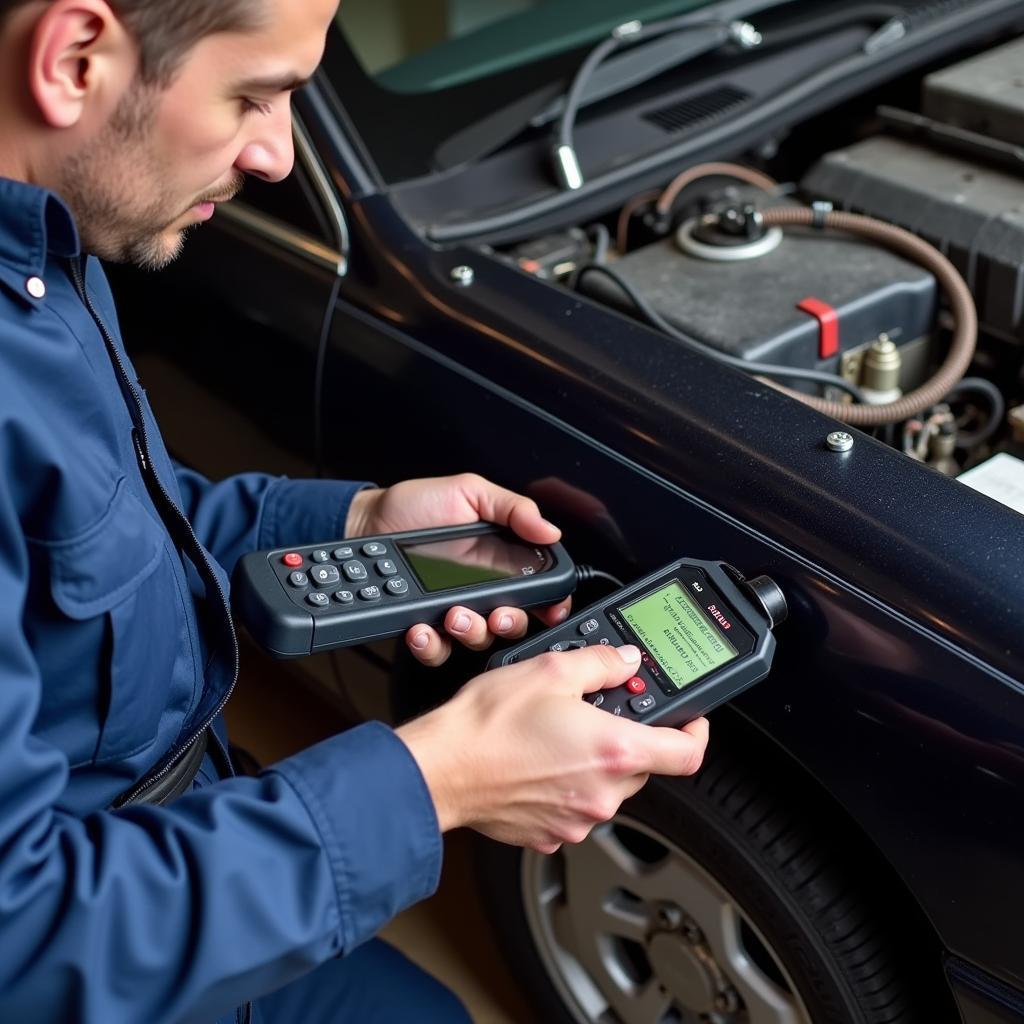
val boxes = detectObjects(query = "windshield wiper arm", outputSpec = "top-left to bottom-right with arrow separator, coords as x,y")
551,16 -> 763,191
531,20 -> 756,130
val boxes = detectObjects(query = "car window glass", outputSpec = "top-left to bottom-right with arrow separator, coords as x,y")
238,156 -> 336,248
337,0 -> 713,94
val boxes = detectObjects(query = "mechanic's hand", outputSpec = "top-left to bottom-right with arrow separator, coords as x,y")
396,645 -> 710,853
345,474 -> 572,665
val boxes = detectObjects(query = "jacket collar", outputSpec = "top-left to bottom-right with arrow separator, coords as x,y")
0,178 -> 81,307
0,177 -> 81,276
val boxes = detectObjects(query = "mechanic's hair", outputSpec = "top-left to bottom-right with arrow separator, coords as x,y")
0,0 -> 266,85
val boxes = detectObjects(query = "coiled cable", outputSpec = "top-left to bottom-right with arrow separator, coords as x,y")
758,207 -> 977,426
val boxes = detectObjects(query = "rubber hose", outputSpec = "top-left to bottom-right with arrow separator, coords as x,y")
655,162 -> 778,217
758,207 -> 977,427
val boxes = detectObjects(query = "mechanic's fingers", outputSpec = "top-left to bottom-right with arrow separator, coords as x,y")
533,597 -> 572,628
444,606 -> 495,651
624,718 -> 710,778
531,840 -> 563,856
621,772 -> 651,801
405,625 -> 453,667
680,714 -> 710,748
458,475 -> 561,544
528,643 -> 641,695
487,607 -> 529,640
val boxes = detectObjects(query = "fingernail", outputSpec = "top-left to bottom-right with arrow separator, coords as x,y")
498,615 -> 513,632
618,645 -> 641,663
451,613 -> 471,634
411,632 -> 429,650
556,607 -> 569,622
541,518 -> 559,532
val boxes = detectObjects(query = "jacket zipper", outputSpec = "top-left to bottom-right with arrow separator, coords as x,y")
69,257 -> 240,805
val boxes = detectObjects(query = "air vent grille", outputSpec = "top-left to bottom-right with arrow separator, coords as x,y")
643,85 -> 752,134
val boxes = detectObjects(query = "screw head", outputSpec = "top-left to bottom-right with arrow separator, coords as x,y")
826,430 -> 854,453
450,265 -> 475,286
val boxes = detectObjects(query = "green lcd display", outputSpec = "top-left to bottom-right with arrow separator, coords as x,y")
399,532 -> 551,593
620,581 -> 739,690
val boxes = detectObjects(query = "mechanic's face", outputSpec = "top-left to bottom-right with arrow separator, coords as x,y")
60,0 -> 339,269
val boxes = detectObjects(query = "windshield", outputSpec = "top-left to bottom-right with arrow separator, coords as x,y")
336,0 -> 717,94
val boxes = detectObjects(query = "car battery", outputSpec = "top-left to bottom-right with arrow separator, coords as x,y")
580,203 -> 936,386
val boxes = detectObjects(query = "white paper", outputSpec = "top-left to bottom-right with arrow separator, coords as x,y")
958,452 -> 1024,516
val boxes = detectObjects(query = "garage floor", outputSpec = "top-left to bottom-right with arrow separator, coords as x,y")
225,646 -> 536,1024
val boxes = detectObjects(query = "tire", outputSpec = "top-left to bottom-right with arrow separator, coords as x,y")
477,719 -> 953,1024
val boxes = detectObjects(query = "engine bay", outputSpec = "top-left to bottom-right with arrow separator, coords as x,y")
498,34 -> 1024,492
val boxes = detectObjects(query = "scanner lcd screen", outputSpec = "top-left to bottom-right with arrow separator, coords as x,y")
620,580 -> 738,689
399,533 -> 551,593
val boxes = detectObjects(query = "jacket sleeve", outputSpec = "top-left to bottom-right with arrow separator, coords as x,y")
0,477 -> 441,1023
172,463 -> 372,576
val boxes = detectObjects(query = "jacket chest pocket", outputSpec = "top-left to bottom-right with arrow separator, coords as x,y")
44,478 -> 194,766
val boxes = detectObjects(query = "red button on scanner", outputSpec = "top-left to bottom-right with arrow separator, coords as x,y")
626,677 -> 646,695
282,552 -> 303,568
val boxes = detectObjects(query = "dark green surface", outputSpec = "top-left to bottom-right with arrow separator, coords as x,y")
346,0 -> 718,93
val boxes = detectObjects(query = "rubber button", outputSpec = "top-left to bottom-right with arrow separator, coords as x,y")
283,552 -> 303,568
626,677 -> 646,695
629,694 -> 656,715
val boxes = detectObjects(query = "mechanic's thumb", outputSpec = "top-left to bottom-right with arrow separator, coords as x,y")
576,643 -> 642,695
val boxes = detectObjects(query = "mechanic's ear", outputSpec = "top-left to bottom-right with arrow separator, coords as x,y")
28,0 -> 135,129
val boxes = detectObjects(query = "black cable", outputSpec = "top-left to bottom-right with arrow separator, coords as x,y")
574,263 -> 867,401
313,272 -> 345,478
576,564 -> 625,589
943,376 -> 1006,448
553,15 -> 732,189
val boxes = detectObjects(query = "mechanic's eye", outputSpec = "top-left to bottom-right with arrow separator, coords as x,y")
241,98 -> 273,117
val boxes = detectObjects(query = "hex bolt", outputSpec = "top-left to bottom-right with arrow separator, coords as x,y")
826,430 -> 854,453
450,265 -> 475,287
654,903 -> 684,931
714,988 -> 740,1013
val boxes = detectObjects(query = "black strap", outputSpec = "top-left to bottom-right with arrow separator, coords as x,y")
120,729 -> 209,806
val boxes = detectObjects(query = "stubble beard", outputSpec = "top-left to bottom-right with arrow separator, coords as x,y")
58,86 -> 236,271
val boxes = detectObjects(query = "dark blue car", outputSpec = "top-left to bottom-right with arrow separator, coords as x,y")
110,2 -> 1024,1021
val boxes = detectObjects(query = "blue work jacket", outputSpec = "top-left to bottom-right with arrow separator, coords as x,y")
0,179 -> 442,1022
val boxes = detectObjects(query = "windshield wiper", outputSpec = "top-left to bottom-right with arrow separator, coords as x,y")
530,20 -> 759,130
432,15 -> 755,174
551,15 -> 763,190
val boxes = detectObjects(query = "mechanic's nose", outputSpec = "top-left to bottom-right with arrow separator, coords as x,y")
236,107 -> 296,183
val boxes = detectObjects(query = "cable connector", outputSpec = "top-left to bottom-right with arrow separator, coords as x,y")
810,200 -> 833,229
729,20 -> 762,49
553,144 -> 584,191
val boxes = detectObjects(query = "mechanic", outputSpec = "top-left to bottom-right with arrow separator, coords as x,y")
0,1 -> 710,1021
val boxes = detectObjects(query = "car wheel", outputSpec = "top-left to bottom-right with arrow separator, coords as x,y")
477,725 -> 942,1024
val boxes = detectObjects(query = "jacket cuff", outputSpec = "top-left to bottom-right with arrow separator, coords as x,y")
258,478 -> 374,551
269,722 -> 443,951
